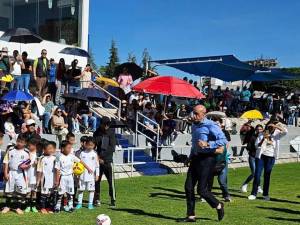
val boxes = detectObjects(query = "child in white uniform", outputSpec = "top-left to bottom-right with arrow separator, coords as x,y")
54,140 -> 92,212
1,134 -> 30,214
76,137 -> 99,209
25,138 -> 39,213
37,141 -> 57,214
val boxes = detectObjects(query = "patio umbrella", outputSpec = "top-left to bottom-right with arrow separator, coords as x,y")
1,90 -> 33,102
59,47 -> 90,58
96,76 -> 119,87
240,109 -> 263,120
0,28 -> 43,44
62,93 -> 88,101
114,62 -> 144,80
77,88 -> 107,102
132,76 -> 205,99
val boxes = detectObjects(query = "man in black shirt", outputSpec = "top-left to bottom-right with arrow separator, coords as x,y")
93,117 -> 117,207
21,51 -> 32,93
67,59 -> 82,93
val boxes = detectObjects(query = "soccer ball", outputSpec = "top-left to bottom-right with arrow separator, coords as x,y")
73,162 -> 85,176
96,214 -> 111,225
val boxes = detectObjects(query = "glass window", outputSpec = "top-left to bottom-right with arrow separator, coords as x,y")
0,0 -> 80,46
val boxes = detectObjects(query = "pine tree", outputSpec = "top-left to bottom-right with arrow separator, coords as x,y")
127,52 -> 137,63
88,48 -> 98,72
106,40 -> 119,78
141,48 -> 156,77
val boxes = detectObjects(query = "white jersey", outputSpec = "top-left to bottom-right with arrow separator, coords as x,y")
55,153 -> 80,176
79,150 -> 99,182
27,152 -> 37,185
3,148 -> 30,172
37,155 -> 56,190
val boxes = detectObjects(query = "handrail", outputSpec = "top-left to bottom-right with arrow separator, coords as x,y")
135,111 -> 160,161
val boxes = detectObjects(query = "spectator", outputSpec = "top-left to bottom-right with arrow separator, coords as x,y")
129,92 -> 139,104
81,64 -> 92,89
0,47 -> 10,77
241,124 -> 264,193
48,58 -> 57,102
118,67 -> 133,94
240,87 -> 251,110
67,59 -> 82,93
10,51 -> 24,91
55,58 -> 67,105
51,107 -> 68,143
24,119 -> 41,141
4,116 -> 16,140
161,113 -> 177,146
176,104 -> 189,133
33,49 -> 49,98
42,93 -> 54,134
236,121 -> 255,157
77,101 -> 97,133
143,102 -> 157,119
21,51 -> 32,93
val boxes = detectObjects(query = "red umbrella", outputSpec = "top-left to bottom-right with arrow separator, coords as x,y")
132,76 -> 205,99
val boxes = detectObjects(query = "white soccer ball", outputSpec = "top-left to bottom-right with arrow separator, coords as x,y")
96,214 -> 111,225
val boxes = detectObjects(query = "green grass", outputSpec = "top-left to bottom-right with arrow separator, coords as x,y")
0,163 -> 299,225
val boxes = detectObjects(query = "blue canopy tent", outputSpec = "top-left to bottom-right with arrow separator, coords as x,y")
151,55 -> 300,82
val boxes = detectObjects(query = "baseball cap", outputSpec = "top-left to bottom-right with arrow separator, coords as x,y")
26,119 -> 36,126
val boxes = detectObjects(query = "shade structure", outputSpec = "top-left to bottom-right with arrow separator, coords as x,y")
77,88 -> 107,102
96,76 -> 119,87
0,28 -> 42,44
1,90 -> 33,102
59,47 -> 90,58
132,76 -> 205,99
152,55 -> 300,82
240,110 -> 263,120
62,93 -> 88,101
114,62 -> 144,80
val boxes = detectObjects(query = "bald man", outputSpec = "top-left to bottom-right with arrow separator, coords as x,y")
182,105 -> 227,222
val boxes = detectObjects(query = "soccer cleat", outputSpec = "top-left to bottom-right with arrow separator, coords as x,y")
15,208 -> 24,215
248,195 -> 257,200
68,208 -> 74,213
200,198 -> 207,203
258,186 -> 263,194
31,207 -> 38,213
178,217 -> 196,222
24,207 -> 31,213
94,200 -> 101,207
88,204 -> 94,210
53,209 -> 60,213
241,184 -> 248,193
109,200 -> 116,208
217,202 -> 225,221
1,207 -> 10,214
64,206 -> 70,212
40,208 -> 48,214
224,196 -> 232,202
263,195 -> 270,201
75,204 -> 82,210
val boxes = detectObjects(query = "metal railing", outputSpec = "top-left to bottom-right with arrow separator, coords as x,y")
135,111 -> 160,161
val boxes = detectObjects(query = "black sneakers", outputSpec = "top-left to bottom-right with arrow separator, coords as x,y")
177,217 -> 196,223
217,202 -> 225,221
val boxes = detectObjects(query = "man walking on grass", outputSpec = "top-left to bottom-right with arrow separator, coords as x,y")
182,105 -> 228,222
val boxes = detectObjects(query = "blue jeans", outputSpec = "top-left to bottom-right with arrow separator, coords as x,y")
81,114 -> 97,132
43,112 -> 51,130
68,85 -> 80,93
217,163 -> 230,198
10,75 -> 22,91
243,155 -> 257,185
21,73 -> 30,92
288,113 -> 295,125
251,155 -> 275,196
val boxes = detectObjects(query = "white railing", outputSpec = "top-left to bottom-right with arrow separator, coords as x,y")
135,111 -> 160,161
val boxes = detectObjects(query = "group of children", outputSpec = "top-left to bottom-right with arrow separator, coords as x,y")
1,133 -> 101,214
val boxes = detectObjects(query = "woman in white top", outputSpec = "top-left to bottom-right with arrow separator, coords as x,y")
248,123 -> 287,201
10,51 -> 24,91
80,64 -> 92,89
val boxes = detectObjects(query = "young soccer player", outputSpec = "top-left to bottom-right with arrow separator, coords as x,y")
54,141 -> 92,213
25,138 -> 40,213
66,132 -> 76,154
0,132 -> 4,162
76,137 -> 99,210
1,134 -> 30,214
37,141 -> 57,214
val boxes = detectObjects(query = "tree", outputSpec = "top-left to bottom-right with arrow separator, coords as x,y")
141,48 -> 151,72
106,40 -> 119,78
88,48 -> 98,72
127,52 -> 137,63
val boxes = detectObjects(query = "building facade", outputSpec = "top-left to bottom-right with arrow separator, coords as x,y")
0,0 -> 89,67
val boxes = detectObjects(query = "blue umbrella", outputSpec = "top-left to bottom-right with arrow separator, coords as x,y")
2,90 -> 34,102
59,47 -> 90,58
77,88 -> 107,102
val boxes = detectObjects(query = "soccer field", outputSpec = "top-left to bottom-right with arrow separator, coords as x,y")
0,163 -> 299,225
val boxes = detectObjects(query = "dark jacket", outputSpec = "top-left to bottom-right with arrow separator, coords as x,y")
94,127 -> 116,163
36,57 -> 49,77
246,135 -> 257,157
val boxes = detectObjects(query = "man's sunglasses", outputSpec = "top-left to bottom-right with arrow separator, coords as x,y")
42,52 -> 47,55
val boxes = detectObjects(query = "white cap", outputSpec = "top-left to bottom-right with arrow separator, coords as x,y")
26,119 -> 36,126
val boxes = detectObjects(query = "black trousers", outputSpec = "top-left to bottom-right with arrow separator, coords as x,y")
94,162 -> 116,202
185,155 -> 220,216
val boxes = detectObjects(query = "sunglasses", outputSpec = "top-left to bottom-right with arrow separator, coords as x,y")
42,52 -> 47,55
57,111 -> 62,113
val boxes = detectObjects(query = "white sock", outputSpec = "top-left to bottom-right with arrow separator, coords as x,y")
78,192 -> 84,205
88,192 -> 94,205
